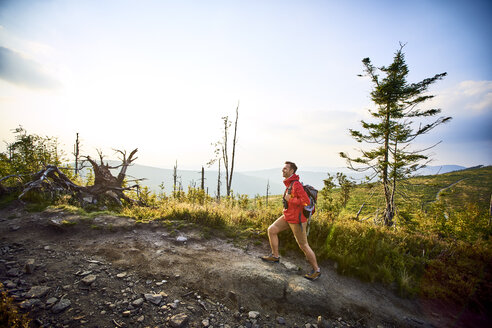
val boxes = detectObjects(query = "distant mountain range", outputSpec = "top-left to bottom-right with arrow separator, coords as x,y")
82,162 -> 467,197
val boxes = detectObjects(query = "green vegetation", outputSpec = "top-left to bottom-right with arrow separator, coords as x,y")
0,283 -> 31,328
341,166 -> 492,242
0,128 -> 490,312
341,45 -> 451,226
118,166 -> 491,309
0,126 -> 74,185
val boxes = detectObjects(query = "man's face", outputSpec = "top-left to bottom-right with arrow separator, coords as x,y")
282,164 -> 294,178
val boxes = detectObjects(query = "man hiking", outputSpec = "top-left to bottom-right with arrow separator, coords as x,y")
261,161 -> 321,280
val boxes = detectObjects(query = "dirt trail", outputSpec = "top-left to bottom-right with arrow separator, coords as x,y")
0,204 -> 464,327
434,178 -> 466,201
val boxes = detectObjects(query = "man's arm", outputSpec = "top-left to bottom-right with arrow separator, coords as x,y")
289,181 -> 309,206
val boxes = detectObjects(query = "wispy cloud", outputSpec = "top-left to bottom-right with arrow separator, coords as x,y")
0,46 -> 60,89
432,80 -> 492,116
419,80 -> 492,145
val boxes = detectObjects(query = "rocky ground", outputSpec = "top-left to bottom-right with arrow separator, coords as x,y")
0,202 -> 475,328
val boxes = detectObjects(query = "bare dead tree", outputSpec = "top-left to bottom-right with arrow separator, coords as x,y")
228,102 -> 239,196
266,179 -> 270,206
217,158 -> 221,202
73,132 -> 81,177
209,102 -> 239,197
10,148 -> 144,207
200,166 -> 205,190
173,160 -> 178,195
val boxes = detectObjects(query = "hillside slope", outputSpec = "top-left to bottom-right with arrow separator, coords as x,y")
342,165 -> 492,218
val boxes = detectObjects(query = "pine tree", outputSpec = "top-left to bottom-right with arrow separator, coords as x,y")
336,172 -> 355,208
340,44 -> 451,226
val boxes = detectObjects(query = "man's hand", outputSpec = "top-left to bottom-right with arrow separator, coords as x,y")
284,194 -> 291,201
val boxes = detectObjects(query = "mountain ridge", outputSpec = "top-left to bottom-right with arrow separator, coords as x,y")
82,162 -> 467,197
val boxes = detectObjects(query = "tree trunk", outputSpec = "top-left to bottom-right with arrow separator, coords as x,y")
217,159 -> 221,202
382,105 -> 393,226
74,133 -> 80,177
173,160 -> 178,195
227,102 -> 239,196
266,179 -> 270,206
201,166 -> 205,190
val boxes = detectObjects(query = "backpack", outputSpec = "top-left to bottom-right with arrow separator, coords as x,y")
302,183 -> 318,219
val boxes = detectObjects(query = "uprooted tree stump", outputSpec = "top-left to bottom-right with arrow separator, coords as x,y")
2,148 -> 145,208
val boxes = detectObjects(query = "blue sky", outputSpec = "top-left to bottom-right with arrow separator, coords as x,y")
0,0 -> 491,171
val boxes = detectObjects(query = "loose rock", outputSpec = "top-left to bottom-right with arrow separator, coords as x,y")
132,298 -> 144,307
19,298 -> 41,310
249,311 -> 260,319
170,313 -> 189,328
81,274 -> 97,285
144,292 -> 163,305
46,297 -> 58,307
24,259 -> 35,274
277,317 -> 286,325
26,286 -> 51,298
52,298 -> 71,314
4,280 -> 16,289
7,268 -> 21,277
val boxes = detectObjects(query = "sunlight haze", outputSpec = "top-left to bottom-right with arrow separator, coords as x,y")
1,0 -> 491,171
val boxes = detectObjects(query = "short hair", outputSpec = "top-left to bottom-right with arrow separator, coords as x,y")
285,161 -> 298,173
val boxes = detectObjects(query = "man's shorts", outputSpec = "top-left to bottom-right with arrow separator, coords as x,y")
270,216 -> 308,246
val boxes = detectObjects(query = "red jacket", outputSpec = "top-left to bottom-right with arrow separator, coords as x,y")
282,174 -> 310,224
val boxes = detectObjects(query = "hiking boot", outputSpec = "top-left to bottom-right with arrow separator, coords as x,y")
260,254 -> 280,263
304,269 -> 321,281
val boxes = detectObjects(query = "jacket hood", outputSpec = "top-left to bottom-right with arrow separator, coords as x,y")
283,173 -> 300,187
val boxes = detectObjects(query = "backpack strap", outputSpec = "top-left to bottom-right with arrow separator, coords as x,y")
298,210 -> 303,231
284,181 -> 294,198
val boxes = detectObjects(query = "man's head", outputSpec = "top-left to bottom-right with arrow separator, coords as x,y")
282,161 -> 297,178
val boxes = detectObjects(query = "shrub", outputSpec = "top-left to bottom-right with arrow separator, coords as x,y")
0,283 -> 31,328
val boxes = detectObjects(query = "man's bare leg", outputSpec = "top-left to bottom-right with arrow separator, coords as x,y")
267,216 -> 289,257
298,242 -> 319,271
290,222 -> 320,271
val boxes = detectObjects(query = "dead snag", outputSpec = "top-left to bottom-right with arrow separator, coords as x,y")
13,148 -> 144,207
